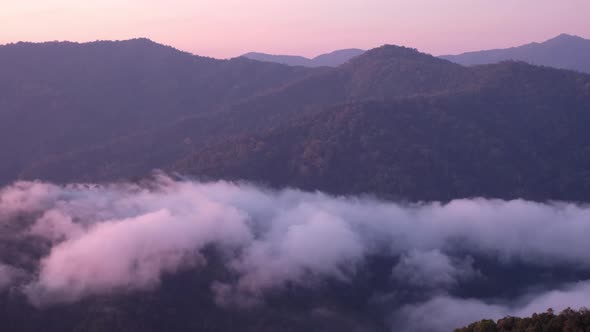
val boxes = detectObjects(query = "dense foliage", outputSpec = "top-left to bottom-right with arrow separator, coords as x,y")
177,63 -> 590,201
456,308 -> 590,332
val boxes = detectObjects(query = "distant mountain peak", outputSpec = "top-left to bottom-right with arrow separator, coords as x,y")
241,48 -> 365,67
551,33 -> 583,40
117,37 -> 160,46
360,44 -> 423,58
544,33 -> 586,44
128,37 -> 155,42
347,44 -> 452,68
441,34 -> 590,73
312,48 -> 364,58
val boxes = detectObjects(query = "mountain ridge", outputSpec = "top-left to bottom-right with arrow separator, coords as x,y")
9,41 -> 590,203
0,38 -> 320,185
2,38 -> 590,202
441,33 -> 590,73
241,48 -> 365,67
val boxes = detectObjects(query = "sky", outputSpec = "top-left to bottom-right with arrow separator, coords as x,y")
0,0 -> 589,59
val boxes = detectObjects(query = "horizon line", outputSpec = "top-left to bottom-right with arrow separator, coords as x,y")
0,32 -> 588,61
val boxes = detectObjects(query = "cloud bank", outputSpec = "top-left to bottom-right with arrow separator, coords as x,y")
1,175 -> 589,330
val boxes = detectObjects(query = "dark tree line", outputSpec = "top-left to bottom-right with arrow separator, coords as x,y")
456,308 -> 590,332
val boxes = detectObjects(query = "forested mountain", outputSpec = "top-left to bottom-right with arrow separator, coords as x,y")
0,39 -> 319,184
241,48 -> 365,67
441,33 -> 590,73
16,44 -> 478,184
175,74 -> 590,201
14,43 -> 590,203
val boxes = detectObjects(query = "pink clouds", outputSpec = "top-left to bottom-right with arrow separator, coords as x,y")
0,176 -> 590,330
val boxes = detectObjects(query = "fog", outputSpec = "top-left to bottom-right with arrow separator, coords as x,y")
1,174 -> 589,331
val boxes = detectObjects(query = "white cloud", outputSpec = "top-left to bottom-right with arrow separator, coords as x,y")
391,249 -> 478,289
0,175 -> 589,329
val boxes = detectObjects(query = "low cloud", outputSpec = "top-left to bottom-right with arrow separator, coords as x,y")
393,296 -> 509,332
1,175 -> 589,330
0,263 -> 24,290
395,281 -> 590,332
391,249 -> 478,289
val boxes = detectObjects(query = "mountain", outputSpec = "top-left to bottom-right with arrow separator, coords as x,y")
18,45 -> 479,184
15,43 -> 590,203
240,52 -> 312,67
241,48 -> 365,67
441,33 -> 590,73
0,38 -> 320,184
312,49 -> 366,67
175,63 -> 590,201
2,39 -> 590,202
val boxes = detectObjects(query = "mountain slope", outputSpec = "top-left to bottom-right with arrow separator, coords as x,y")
6,40 -> 590,202
441,33 -> 590,73
19,49 -> 590,202
241,48 -> 365,67
174,62 -> 590,201
0,39 -> 319,184
18,45 -> 480,184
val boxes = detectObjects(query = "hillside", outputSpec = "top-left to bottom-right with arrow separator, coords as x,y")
18,48 -> 590,203
3,41 -> 590,203
175,63 -> 590,201
18,45 -> 480,184
0,39 -> 319,184
441,34 -> 590,73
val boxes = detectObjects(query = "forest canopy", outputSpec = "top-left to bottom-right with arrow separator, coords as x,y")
456,307 -> 590,332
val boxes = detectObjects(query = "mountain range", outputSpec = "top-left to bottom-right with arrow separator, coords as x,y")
243,34 -> 590,74
2,35 -> 590,332
441,33 -> 590,73
241,48 -> 365,67
0,38 -> 319,184
1,37 -> 589,202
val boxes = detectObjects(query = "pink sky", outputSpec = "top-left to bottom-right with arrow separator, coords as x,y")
1,0 -> 589,58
